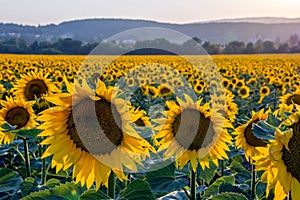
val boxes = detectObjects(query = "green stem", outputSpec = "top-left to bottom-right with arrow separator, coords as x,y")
41,145 -> 47,184
251,164 -> 256,200
23,138 -> 31,177
108,171 -> 115,199
41,158 -> 46,184
288,191 -> 292,200
221,160 -> 224,177
190,169 -> 196,200
12,146 -> 25,162
125,173 -> 131,187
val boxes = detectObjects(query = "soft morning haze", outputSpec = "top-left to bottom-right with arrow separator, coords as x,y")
1,0 -> 300,25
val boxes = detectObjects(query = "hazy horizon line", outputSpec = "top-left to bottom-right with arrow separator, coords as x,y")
1,15 -> 300,27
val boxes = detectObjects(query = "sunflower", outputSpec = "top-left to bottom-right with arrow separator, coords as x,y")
0,96 -> 37,145
194,83 -> 204,94
139,84 -> 149,96
279,89 -> 300,112
148,86 -> 159,98
236,79 -> 245,88
157,84 -> 174,98
13,71 -> 58,102
233,109 -> 269,162
254,112 -> 300,199
153,94 -> 232,171
222,78 -> 230,88
212,90 -> 238,123
132,109 -> 152,127
38,79 -> 154,189
258,85 -> 271,103
238,86 -> 250,99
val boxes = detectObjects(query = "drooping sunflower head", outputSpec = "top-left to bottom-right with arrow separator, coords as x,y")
279,89 -> 300,113
233,109 -> 269,162
254,112 -> 300,200
0,96 -> 37,145
153,94 -> 232,171
38,79 -> 154,189
13,71 -> 58,102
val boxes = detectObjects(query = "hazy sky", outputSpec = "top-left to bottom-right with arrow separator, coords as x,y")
1,0 -> 300,25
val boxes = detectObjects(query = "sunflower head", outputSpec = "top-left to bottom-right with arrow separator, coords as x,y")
38,79 -> 154,189
13,71 -> 58,102
255,112 -> 300,200
233,109 -> 269,162
153,94 -> 232,171
238,86 -> 250,99
0,96 -> 37,145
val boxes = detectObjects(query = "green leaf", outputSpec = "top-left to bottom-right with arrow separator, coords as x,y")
118,180 -> 155,200
203,176 -> 235,198
208,192 -> 248,200
146,163 -> 175,190
197,161 -> 218,184
22,182 -> 85,200
219,183 -> 247,196
229,155 -> 251,184
21,177 -> 39,197
266,113 -> 281,127
0,168 -> 22,193
80,190 -> 111,200
256,181 -> 267,198
13,128 -> 42,139
152,178 -> 188,193
253,114 -> 280,141
1,122 -> 16,132
159,191 -> 188,200
45,178 -> 61,188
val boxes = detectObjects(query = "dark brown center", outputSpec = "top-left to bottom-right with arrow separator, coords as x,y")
240,88 -> 247,96
237,82 -> 243,87
67,98 -> 123,155
282,122 -> 300,182
5,107 -> 30,129
135,118 -> 145,126
262,88 -> 268,94
159,87 -> 172,96
57,77 -> 63,82
172,108 -> 214,150
223,80 -> 229,88
244,119 -> 267,147
25,79 -> 48,100
286,94 -> 300,105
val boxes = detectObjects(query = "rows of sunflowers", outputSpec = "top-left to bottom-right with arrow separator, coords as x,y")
0,54 -> 300,199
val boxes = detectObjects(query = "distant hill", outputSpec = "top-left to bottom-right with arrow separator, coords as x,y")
205,17 -> 300,24
1,18 -> 300,44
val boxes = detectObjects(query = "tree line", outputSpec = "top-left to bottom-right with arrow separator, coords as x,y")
1,34 -> 300,55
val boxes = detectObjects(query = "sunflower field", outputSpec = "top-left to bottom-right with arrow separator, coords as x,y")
0,54 -> 300,200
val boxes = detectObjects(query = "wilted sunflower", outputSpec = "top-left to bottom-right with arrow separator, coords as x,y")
0,96 -> 37,145
38,79 -> 154,189
233,109 -> 269,162
153,94 -> 232,171
255,112 -> 300,199
13,71 -> 58,102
